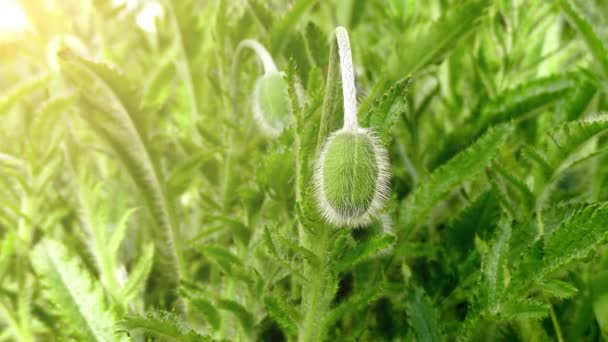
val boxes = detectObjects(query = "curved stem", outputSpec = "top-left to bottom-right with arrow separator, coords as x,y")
233,39 -> 278,80
335,27 -> 359,130
223,40 -> 278,209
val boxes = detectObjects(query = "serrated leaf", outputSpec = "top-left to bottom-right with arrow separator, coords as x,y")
361,77 -> 410,144
305,22 -> 328,67
446,188 -> 500,257
118,310 -> 210,342
510,203 -> 608,295
0,231 -> 14,285
202,246 -> 242,274
590,271 -> 608,338
32,240 -> 125,342
334,234 -> 395,273
264,295 -> 300,336
217,299 -> 254,332
480,73 -> 578,129
432,73 -> 579,168
191,298 -> 221,331
270,0 -> 320,52
542,116 -> 608,169
538,279 -> 578,299
119,243 -> 155,302
263,225 -> 279,257
481,220 -> 511,312
108,208 -> 137,256
247,0 -> 274,30
561,80 -> 596,121
208,216 -> 251,246
406,286 -> 444,342
59,49 -> 183,297
560,0 -> 608,78
324,286 -> 382,330
0,73 -> 49,113
393,0 -> 490,78
276,235 -> 320,268
402,124 -> 511,230
500,300 -> 550,320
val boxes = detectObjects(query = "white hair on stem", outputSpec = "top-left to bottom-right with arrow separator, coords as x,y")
313,26 -> 391,228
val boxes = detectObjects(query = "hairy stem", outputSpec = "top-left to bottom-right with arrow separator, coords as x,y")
335,27 -> 359,130
299,226 -> 331,342
222,40 -> 278,209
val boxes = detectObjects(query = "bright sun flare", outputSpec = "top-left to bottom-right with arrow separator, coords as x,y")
0,0 -> 29,36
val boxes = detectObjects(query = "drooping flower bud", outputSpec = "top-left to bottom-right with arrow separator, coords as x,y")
234,39 -> 298,137
253,71 -> 292,137
314,27 -> 390,228
315,126 -> 390,227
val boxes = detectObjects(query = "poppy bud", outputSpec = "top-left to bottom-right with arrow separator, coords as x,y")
314,27 -> 390,227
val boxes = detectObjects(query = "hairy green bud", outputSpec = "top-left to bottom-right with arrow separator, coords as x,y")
234,39 -> 302,137
253,72 -> 292,137
315,127 -> 390,227
314,27 -> 391,227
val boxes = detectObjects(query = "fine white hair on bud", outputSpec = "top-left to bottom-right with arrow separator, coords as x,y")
234,39 -> 298,137
314,127 -> 390,227
314,27 -> 391,228
252,71 -> 292,137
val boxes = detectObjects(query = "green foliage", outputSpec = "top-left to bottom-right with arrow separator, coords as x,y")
32,240 -> 125,342
389,0 -> 491,78
59,49 -> 183,304
118,310 -> 211,341
2,0 -> 608,341
406,286 -> 444,342
402,124 -> 511,231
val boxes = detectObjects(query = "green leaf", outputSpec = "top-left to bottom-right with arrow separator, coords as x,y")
334,234 -> 395,273
276,235 -> 320,268
247,0 -> 274,30
446,188 -> 500,257
480,220 -> 512,312
119,243 -> 155,303
263,225 -> 279,257
393,0 -> 490,77
317,28 -> 345,148
108,208 -> 138,256
405,286 -> 444,342
538,279 -> 578,299
201,245 -> 243,273
561,80 -> 596,121
499,300 -> 550,320
31,93 -> 76,141
361,77 -> 410,144
560,0 -> 608,78
402,124 -> 511,230
32,240 -> 125,342
510,203 -> 608,296
590,271 -> 608,338
305,22 -> 328,68
164,0 -> 205,127
217,299 -> 255,332
118,310 -> 211,341
209,216 -> 251,246
542,116 -> 608,169
0,73 -> 49,113
191,298 -> 221,331
270,0 -> 320,52
324,286 -> 382,330
0,231 -> 15,285
480,73 -> 578,129
264,295 -> 300,336
59,49 -> 183,298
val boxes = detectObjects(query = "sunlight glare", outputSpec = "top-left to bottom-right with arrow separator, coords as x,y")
0,0 -> 29,37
